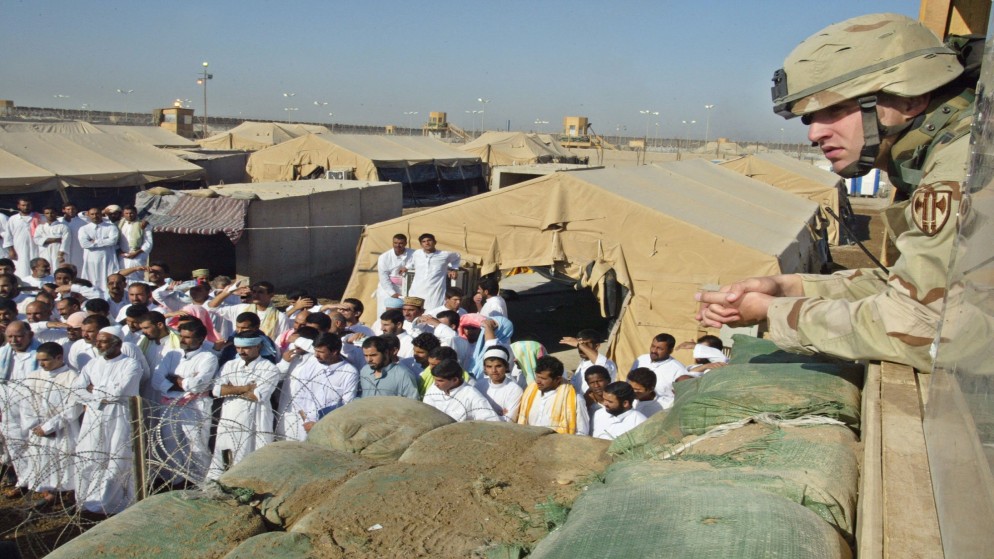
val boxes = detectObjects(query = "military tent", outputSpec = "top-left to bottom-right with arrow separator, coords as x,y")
93,125 -> 198,148
343,159 -> 821,368
245,133 -> 486,200
460,131 -> 577,167
720,153 -> 850,245
0,132 -> 204,193
197,121 -> 330,151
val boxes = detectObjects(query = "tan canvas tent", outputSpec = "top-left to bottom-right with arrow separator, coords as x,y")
245,134 -> 485,198
720,153 -> 846,245
197,121 -> 330,151
93,125 -> 198,148
0,132 -> 204,193
460,131 -> 577,167
0,121 -> 102,134
343,159 -> 820,368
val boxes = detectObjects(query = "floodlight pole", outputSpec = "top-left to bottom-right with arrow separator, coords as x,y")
704,104 -> 715,150
198,62 -> 212,139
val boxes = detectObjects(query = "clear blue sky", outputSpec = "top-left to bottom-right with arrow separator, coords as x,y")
1,0 -> 918,142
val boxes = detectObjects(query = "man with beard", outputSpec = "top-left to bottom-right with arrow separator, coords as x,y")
279,333 -> 358,441
66,315 -> 149,383
74,326 -> 143,515
117,206 -> 152,280
207,330 -> 281,479
33,207 -> 69,272
0,320 -> 40,496
3,197 -> 42,280
357,336 -> 418,400
78,207 -> 119,292
628,333 -> 688,409
0,272 -> 32,315
155,321 -> 217,487
590,382 -> 647,441
22,342 -> 81,508
58,202 -> 87,272
518,355 -> 589,435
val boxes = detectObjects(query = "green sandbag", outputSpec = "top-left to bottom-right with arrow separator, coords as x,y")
528,483 -> 852,559
610,362 -> 862,456
727,333 -> 861,366
218,441 -> 372,527
222,532 -> 341,559
399,421 -> 612,486
306,396 -> 454,463
47,491 -> 266,559
290,463 -> 548,559
605,424 -> 860,541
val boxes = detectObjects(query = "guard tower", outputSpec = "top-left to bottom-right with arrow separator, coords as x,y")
155,101 -> 195,139
561,116 -> 592,148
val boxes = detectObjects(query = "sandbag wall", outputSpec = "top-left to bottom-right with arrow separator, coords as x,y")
49,397 -> 613,559
530,335 -> 863,559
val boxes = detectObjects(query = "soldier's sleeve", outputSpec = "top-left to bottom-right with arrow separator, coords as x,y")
766,134 -> 968,371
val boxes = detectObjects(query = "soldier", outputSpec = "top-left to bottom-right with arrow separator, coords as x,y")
696,13 -> 974,371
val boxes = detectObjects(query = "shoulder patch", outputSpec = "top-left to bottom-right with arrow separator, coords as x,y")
911,186 -> 951,236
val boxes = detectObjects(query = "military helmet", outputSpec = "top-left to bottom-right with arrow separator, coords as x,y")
772,13 -> 963,119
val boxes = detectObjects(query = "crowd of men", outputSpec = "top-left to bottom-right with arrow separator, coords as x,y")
0,210 -> 731,518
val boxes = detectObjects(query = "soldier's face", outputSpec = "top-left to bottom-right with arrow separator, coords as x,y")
807,101 -> 863,174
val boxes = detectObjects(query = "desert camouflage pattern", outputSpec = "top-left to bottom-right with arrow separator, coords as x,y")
766,106 -> 972,371
778,13 -> 962,118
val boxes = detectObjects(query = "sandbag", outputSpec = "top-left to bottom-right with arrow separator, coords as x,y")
728,333 -> 860,366
610,362 -> 862,456
306,396 -> 454,463
528,483 -> 852,559
219,441 -> 372,527
605,423 -> 859,541
400,421 -> 612,487
222,532 -> 341,559
46,491 -> 266,559
291,463 -> 548,559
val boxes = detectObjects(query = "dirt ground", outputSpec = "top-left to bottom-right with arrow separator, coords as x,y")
0,199 -> 888,558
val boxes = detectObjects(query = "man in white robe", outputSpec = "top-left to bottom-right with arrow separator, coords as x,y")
117,206 -> 152,281
74,326 -> 143,515
278,333 -> 358,441
3,198 -> 42,281
423,358 -> 499,422
375,233 -> 414,318
590,382 -> 647,441
207,330 -> 281,480
208,280 -> 289,341
154,320 -> 217,486
628,333 -> 689,409
22,341 -> 82,506
68,315 -> 150,386
58,203 -> 87,273
78,207 -> 120,292
477,277 -> 508,318
474,347 -> 523,422
33,207 -> 69,272
0,321 -> 41,496
402,233 -> 460,311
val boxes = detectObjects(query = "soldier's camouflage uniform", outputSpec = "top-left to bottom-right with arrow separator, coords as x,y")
766,89 -> 974,371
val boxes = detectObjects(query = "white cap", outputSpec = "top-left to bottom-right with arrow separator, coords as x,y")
99,325 -> 125,340
693,344 -> 728,364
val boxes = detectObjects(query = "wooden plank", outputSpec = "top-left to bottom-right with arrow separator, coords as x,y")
879,361 -> 943,559
858,363 -> 884,559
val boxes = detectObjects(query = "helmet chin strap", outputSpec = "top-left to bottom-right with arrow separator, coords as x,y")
836,96 -> 882,178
